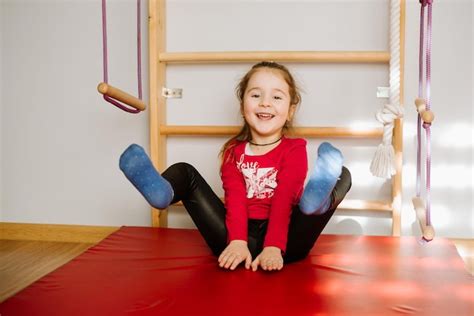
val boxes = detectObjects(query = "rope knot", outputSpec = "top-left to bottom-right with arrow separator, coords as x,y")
420,0 -> 433,7
375,103 -> 404,125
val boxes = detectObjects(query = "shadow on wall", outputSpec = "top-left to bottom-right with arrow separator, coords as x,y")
331,219 -> 364,235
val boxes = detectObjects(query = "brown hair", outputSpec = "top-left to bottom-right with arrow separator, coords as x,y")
219,61 -> 302,163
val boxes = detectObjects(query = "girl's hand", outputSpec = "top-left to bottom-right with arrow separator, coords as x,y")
251,246 -> 284,272
218,240 -> 252,270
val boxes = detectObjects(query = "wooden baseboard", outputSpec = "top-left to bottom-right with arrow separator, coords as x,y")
0,222 -> 119,244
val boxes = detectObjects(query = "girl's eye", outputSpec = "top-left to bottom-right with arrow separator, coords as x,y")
274,96 -> 283,100
251,94 -> 260,98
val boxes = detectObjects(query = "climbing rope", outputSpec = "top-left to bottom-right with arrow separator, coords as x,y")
413,0 -> 435,241
370,0 -> 403,179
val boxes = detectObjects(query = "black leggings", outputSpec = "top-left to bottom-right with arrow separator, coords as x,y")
162,162 -> 352,263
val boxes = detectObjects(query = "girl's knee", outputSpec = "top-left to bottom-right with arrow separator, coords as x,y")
338,167 -> 352,193
332,166 -> 352,207
166,162 -> 198,177
168,162 -> 194,171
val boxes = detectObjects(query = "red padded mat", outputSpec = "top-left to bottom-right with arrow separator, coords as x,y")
1,226 -> 472,315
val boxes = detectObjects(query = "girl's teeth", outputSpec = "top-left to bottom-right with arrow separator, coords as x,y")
257,113 -> 273,119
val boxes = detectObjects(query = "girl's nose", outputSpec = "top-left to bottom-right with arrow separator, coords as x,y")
259,96 -> 271,107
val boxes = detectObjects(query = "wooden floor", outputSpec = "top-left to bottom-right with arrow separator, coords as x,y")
0,240 -> 93,302
0,238 -> 472,304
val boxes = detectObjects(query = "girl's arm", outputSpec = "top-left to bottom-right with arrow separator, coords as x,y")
264,140 -> 308,253
219,146 -> 253,270
220,146 -> 248,243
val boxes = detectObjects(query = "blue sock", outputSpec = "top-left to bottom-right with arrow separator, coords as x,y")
119,144 -> 173,209
299,142 -> 343,215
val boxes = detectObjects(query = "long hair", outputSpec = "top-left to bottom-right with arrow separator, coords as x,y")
219,61 -> 302,164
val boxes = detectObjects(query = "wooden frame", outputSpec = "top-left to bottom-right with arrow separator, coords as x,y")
148,0 -> 405,234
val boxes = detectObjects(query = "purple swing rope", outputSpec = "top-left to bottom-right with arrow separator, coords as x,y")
101,0 -> 142,114
417,0 -> 433,227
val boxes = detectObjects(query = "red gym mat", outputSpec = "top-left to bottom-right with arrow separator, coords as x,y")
1,226 -> 472,315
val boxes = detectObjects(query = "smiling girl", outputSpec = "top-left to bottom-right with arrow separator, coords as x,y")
119,61 -> 352,272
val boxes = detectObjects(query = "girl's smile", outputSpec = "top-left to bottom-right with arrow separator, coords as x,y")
255,112 -> 275,120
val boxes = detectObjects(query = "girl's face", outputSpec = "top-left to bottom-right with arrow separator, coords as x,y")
242,69 -> 295,143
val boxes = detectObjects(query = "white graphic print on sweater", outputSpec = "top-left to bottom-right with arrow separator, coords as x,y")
236,154 -> 278,199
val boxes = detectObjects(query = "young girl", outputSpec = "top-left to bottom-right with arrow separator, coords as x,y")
119,61 -> 351,272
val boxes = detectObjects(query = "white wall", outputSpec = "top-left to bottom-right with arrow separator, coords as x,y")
1,0 -> 150,226
1,0 -> 472,238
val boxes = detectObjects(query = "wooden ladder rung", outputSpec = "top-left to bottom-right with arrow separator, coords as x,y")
159,51 -> 390,64
160,125 -> 383,138
337,199 -> 392,212
169,199 -> 392,213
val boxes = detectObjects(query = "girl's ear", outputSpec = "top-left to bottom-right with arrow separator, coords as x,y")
288,104 -> 296,121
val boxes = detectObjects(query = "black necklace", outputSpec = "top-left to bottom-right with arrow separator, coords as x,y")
248,136 -> 282,147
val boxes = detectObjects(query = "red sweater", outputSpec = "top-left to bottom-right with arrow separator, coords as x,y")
220,137 -> 308,252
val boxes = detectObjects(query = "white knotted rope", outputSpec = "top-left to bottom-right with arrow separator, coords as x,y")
370,0 -> 404,179
370,103 -> 403,178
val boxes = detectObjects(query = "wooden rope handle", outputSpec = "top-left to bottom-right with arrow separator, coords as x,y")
412,197 -> 435,241
414,98 -> 435,124
97,82 -> 146,111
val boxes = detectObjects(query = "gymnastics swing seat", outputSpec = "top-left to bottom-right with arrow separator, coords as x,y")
97,82 -> 146,112
412,196 -> 435,241
0,226 -> 472,315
